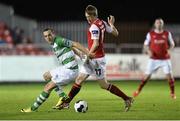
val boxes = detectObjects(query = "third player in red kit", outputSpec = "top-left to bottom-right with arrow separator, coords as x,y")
133,18 -> 176,99
59,5 -> 134,111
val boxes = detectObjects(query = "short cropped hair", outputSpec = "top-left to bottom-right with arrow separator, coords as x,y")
43,28 -> 54,32
85,5 -> 98,17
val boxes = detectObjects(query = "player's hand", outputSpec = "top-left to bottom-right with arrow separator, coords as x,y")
108,15 -> 115,26
88,52 -> 96,59
81,54 -> 88,63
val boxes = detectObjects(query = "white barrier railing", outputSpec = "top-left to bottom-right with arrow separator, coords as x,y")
0,50 -> 179,82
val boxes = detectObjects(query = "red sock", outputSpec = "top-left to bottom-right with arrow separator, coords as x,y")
67,83 -> 81,103
107,84 -> 129,100
137,79 -> 147,92
168,78 -> 175,94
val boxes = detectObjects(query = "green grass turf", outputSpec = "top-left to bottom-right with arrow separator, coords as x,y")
0,80 -> 180,120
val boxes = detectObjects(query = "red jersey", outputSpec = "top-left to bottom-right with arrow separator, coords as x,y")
87,19 -> 107,58
144,30 -> 174,59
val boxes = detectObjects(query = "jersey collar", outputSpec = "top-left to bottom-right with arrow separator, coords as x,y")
91,18 -> 99,25
51,36 -> 56,45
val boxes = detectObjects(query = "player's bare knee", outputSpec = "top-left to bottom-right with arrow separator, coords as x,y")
75,78 -> 83,85
43,71 -> 52,81
98,80 -> 109,90
166,73 -> 173,80
75,74 -> 87,85
144,74 -> 151,81
99,84 -> 107,89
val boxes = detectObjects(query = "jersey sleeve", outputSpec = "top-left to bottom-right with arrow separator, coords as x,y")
168,32 -> 175,46
57,37 -> 73,47
144,33 -> 151,46
103,21 -> 113,33
89,24 -> 100,40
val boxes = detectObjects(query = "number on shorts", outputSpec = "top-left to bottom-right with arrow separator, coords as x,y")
95,69 -> 101,76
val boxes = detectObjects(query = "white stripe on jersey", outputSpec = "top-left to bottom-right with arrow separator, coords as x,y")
64,60 -> 78,69
58,50 -> 75,63
54,47 -> 66,57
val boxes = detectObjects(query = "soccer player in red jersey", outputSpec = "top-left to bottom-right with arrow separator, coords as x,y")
59,5 -> 133,111
133,18 -> 176,99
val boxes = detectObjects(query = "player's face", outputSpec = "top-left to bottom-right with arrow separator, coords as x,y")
154,19 -> 164,30
85,13 -> 93,24
43,30 -> 54,44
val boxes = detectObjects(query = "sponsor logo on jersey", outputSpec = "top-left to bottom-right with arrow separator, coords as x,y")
92,30 -> 98,35
154,39 -> 165,44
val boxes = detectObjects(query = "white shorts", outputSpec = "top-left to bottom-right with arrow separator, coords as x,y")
50,66 -> 78,86
145,59 -> 172,75
80,57 -> 106,80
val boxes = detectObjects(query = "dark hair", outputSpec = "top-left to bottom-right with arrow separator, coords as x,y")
85,5 -> 98,17
43,28 -> 54,32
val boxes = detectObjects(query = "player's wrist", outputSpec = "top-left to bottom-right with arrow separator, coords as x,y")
110,24 -> 115,28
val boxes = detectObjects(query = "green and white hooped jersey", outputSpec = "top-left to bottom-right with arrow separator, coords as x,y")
52,36 -> 78,70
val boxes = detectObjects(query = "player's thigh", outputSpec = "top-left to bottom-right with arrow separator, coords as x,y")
75,73 -> 89,85
145,59 -> 159,75
162,60 -> 173,75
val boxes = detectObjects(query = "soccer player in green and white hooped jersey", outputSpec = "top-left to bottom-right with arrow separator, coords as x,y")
21,28 -> 89,112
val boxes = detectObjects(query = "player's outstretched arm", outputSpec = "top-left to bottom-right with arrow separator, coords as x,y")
108,15 -> 119,37
88,39 -> 99,59
72,42 -> 89,56
72,47 -> 83,59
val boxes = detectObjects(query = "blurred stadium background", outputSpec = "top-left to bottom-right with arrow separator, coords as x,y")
0,1 -> 180,82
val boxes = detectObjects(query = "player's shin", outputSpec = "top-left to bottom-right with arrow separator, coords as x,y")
66,83 -> 81,103
31,91 -> 50,111
54,87 -> 69,107
137,75 -> 151,92
107,84 -> 129,101
54,86 -> 68,98
168,77 -> 175,95
138,79 -> 148,92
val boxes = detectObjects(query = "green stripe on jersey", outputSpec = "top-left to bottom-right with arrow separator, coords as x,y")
68,65 -> 78,70
57,47 -> 71,58
52,36 -> 77,68
62,56 -> 75,65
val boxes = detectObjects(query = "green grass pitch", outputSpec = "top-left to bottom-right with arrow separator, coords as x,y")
0,80 -> 180,120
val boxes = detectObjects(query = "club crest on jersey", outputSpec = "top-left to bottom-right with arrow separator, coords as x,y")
162,35 -> 166,39
92,30 -> 98,35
